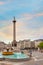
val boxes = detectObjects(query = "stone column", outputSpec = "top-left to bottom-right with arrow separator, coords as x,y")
12,17 -> 17,47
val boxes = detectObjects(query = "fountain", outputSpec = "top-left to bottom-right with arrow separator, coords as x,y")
2,48 -> 14,55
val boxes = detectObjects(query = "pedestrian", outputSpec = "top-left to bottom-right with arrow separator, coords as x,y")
29,49 -> 32,57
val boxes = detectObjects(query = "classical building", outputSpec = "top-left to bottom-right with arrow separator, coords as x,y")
31,41 -> 35,48
17,41 -> 21,49
0,42 -> 6,51
17,39 -> 32,49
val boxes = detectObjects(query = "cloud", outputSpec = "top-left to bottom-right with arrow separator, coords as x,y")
0,2 -> 5,5
0,0 -> 13,5
0,24 -> 13,39
21,14 -> 33,20
21,12 -> 43,21
35,13 -> 43,17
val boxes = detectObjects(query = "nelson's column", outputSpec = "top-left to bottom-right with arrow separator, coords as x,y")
12,17 -> 17,47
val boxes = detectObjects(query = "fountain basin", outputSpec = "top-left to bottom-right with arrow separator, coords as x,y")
0,52 -> 30,62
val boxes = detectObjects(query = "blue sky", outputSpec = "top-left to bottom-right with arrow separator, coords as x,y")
0,0 -> 43,43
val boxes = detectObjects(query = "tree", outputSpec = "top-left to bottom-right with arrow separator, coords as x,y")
38,42 -> 43,49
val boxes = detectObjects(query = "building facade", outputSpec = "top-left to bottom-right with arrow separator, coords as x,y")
17,39 -> 33,49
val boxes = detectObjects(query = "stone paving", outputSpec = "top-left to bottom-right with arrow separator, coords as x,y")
32,51 -> 43,61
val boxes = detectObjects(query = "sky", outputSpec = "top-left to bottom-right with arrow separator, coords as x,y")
0,0 -> 43,44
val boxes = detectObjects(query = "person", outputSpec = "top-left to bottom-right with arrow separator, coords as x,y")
29,49 -> 32,57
